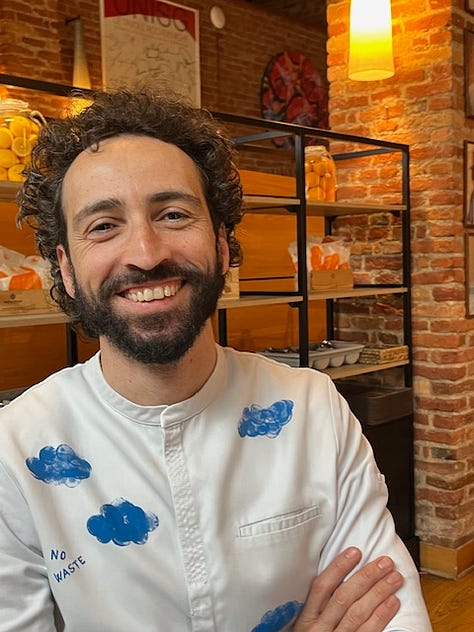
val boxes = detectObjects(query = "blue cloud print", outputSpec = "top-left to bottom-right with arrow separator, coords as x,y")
87,498 -> 159,546
26,444 -> 92,487
252,601 -> 303,632
238,400 -> 294,438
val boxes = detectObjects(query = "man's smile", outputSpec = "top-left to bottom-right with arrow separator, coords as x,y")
123,281 -> 182,303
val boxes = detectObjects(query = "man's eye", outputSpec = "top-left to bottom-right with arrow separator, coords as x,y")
164,210 -> 186,221
91,222 -> 115,233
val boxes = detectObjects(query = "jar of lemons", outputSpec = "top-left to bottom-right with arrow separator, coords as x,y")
304,145 -> 337,202
0,99 -> 46,182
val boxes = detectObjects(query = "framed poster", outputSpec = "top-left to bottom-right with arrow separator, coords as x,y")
464,141 -> 474,226
465,28 -> 474,118
464,142 -> 474,316
465,233 -> 474,317
100,0 -> 200,105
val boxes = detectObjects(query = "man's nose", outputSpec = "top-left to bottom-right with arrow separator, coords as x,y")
123,223 -> 172,271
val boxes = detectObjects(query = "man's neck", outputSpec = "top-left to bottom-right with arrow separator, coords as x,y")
98,322 -> 218,406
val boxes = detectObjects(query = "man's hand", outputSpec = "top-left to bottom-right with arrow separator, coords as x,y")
293,547 -> 403,632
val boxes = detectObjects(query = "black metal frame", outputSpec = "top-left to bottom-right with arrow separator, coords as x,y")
212,111 -> 412,385
0,73 -> 91,97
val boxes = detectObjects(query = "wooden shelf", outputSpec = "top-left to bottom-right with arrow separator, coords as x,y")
243,194 -> 407,216
253,355 -> 409,378
306,200 -> 407,217
323,359 -> 409,380
242,195 -> 299,213
309,286 -> 408,301
0,311 -> 68,328
218,294 -> 302,309
217,288 -> 406,309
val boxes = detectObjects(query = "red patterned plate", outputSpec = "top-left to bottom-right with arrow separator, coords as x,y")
260,50 -> 328,147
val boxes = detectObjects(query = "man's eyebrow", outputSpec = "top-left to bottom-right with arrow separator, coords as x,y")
71,190 -> 203,231
72,198 -> 121,231
148,190 -> 203,207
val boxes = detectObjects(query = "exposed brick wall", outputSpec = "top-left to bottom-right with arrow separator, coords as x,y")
0,1 -> 102,87
328,0 -> 474,552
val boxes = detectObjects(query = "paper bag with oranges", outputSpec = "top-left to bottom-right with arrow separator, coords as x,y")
0,246 -> 51,291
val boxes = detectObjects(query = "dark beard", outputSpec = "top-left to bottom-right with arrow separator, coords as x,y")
72,259 -> 225,365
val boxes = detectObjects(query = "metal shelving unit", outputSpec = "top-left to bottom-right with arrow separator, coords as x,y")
212,111 -> 412,385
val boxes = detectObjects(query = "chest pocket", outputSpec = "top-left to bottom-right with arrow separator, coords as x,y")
238,505 -> 321,539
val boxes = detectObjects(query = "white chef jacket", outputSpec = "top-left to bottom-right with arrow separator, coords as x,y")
0,345 -> 432,631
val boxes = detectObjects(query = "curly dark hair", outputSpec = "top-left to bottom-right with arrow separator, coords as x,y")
17,89 -> 243,319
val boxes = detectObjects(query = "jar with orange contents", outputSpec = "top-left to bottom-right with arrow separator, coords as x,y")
304,145 -> 336,202
0,99 -> 46,182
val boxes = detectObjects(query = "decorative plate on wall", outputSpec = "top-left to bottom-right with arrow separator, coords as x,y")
260,50 -> 328,147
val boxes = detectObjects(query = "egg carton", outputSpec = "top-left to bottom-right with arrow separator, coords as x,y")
260,341 -> 365,370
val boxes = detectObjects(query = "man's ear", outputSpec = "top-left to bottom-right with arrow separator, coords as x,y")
218,225 -> 230,275
56,245 -> 75,299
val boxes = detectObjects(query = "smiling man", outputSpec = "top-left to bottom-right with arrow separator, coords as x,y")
57,134 -> 230,398
0,89 -> 432,632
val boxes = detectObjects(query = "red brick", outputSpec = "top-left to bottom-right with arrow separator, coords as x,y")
416,487 -> 465,506
426,472 -> 474,490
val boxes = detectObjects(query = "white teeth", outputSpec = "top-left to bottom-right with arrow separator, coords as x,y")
125,284 -> 179,303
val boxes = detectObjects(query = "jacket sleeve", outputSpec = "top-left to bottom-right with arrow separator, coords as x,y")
318,380 -> 433,632
0,459 -> 57,632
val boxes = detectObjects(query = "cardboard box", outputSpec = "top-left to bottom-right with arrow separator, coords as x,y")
0,289 -> 59,316
336,382 -> 413,426
359,345 -> 409,364
311,269 -> 354,292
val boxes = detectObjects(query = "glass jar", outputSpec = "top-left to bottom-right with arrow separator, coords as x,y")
304,145 -> 337,202
0,99 -> 46,182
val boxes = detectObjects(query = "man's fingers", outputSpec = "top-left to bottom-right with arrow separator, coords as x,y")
360,594 -> 401,632
334,571 -> 403,632
294,547 -> 362,629
294,551 -> 403,632
318,557 -> 403,630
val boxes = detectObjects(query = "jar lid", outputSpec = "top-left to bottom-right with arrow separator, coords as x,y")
0,98 -> 30,113
304,145 -> 328,153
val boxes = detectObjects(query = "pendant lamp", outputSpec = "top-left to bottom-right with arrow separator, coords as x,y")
66,16 -> 91,89
348,0 -> 394,81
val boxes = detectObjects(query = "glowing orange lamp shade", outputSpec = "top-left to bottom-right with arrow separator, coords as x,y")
348,0 -> 394,81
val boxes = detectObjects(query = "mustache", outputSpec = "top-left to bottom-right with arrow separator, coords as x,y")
97,261 -> 205,299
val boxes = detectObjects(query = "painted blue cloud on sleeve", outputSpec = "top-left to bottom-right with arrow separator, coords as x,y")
87,498 -> 159,546
238,400 -> 294,438
251,601 -> 303,631
25,444 -> 92,487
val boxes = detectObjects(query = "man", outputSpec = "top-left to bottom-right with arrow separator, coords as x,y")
0,89 -> 431,631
